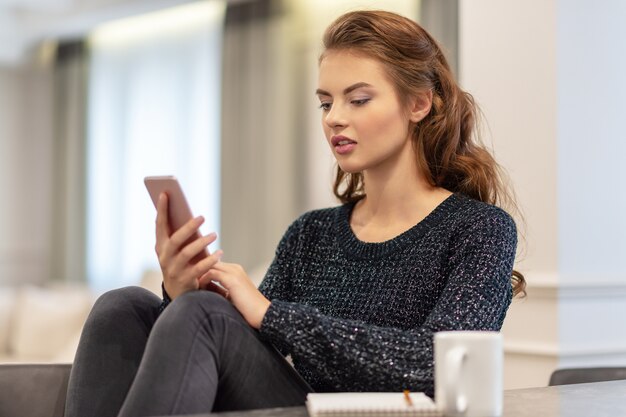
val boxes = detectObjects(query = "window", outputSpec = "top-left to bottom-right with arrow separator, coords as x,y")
86,1 -> 225,291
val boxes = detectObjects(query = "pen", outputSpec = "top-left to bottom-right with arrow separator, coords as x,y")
403,389 -> 413,407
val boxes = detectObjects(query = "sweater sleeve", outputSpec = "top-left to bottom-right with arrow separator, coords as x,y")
258,209 -> 517,395
258,216 -> 304,303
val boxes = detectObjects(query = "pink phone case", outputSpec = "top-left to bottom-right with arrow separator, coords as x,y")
144,175 -> 208,262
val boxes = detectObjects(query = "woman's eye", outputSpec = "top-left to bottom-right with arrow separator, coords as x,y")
351,98 -> 370,106
319,102 -> 332,111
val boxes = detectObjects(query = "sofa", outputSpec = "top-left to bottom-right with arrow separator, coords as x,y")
0,274 -> 159,417
0,363 -> 71,417
0,266 -> 270,417
0,271 -> 165,363
0,285 -> 93,417
0,285 -> 95,363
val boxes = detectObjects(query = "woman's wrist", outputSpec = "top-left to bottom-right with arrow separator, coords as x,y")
161,282 -> 172,303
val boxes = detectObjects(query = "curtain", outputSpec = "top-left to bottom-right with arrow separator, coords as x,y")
50,40 -> 89,284
420,0 -> 459,77
86,1 -> 226,291
219,0 -> 305,277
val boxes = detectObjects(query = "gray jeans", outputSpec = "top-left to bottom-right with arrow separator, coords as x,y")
65,286 -> 311,417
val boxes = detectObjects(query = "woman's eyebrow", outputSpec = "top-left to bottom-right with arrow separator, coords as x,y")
315,82 -> 373,97
315,88 -> 331,97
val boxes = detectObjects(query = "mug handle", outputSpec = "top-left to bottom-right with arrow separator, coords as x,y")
445,347 -> 468,414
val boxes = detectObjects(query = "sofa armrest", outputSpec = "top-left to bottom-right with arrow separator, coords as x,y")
0,363 -> 71,417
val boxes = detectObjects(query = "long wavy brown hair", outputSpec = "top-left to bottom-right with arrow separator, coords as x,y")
321,10 -> 525,297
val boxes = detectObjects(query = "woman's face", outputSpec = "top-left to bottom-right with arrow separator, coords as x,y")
316,50 -> 415,175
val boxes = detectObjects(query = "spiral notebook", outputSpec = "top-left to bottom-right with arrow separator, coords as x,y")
306,392 -> 441,417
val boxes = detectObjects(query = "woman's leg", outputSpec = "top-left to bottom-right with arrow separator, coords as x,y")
118,291 -> 311,416
65,286 -> 161,417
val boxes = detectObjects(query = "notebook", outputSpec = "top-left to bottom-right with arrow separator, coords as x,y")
306,392 -> 441,417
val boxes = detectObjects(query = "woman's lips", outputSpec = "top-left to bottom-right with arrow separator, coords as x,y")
335,142 -> 356,154
331,136 -> 357,155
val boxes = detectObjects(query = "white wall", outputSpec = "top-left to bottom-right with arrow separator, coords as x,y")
556,0 -> 626,369
557,0 -> 626,283
459,0 -> 559,388
459,0 -> 558,279
460,0 -> 626,388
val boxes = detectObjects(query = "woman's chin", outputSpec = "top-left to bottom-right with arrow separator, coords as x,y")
336,161 -> 364,174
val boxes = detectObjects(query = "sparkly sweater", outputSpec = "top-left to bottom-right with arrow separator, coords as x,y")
257,193 -> 517,396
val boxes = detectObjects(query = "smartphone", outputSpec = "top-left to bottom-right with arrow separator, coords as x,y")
144,175 -> 208,262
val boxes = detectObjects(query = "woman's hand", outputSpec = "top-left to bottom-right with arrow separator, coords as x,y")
201,262 -> 271,329
155,193 -> 223,300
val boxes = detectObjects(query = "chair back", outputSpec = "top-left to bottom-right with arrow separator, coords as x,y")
549,367 -> 626,386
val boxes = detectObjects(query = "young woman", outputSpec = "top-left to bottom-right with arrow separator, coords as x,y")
66,10 -> 524,417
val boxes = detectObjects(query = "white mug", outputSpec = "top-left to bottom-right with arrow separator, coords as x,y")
434,331 -> 503,417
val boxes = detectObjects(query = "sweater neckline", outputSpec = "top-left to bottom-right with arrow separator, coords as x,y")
335,193 -> 463,259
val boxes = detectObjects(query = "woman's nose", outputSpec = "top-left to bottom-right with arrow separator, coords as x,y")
324,103 -> 347,129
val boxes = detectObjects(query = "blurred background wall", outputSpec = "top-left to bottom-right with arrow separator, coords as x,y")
1,0 -> 626,389
460,0 -> 626,389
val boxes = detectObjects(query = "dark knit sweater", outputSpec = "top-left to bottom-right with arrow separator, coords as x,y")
257,193 -> 516,396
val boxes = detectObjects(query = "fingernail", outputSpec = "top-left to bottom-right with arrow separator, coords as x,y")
214,249 -> 223,260
207,232 -> 217,239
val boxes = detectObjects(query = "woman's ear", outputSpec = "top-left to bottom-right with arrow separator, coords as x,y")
409,89 -> 433,123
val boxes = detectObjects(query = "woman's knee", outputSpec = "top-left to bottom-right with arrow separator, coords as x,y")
77,286 -> 161,347
90,286 -> 161,321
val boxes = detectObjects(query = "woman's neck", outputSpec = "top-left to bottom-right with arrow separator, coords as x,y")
350,157 -> 452,242
358,176 -> 448,221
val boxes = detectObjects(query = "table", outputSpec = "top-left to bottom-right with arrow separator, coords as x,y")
176,379 -> 626,416
502,379 -> 626,416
